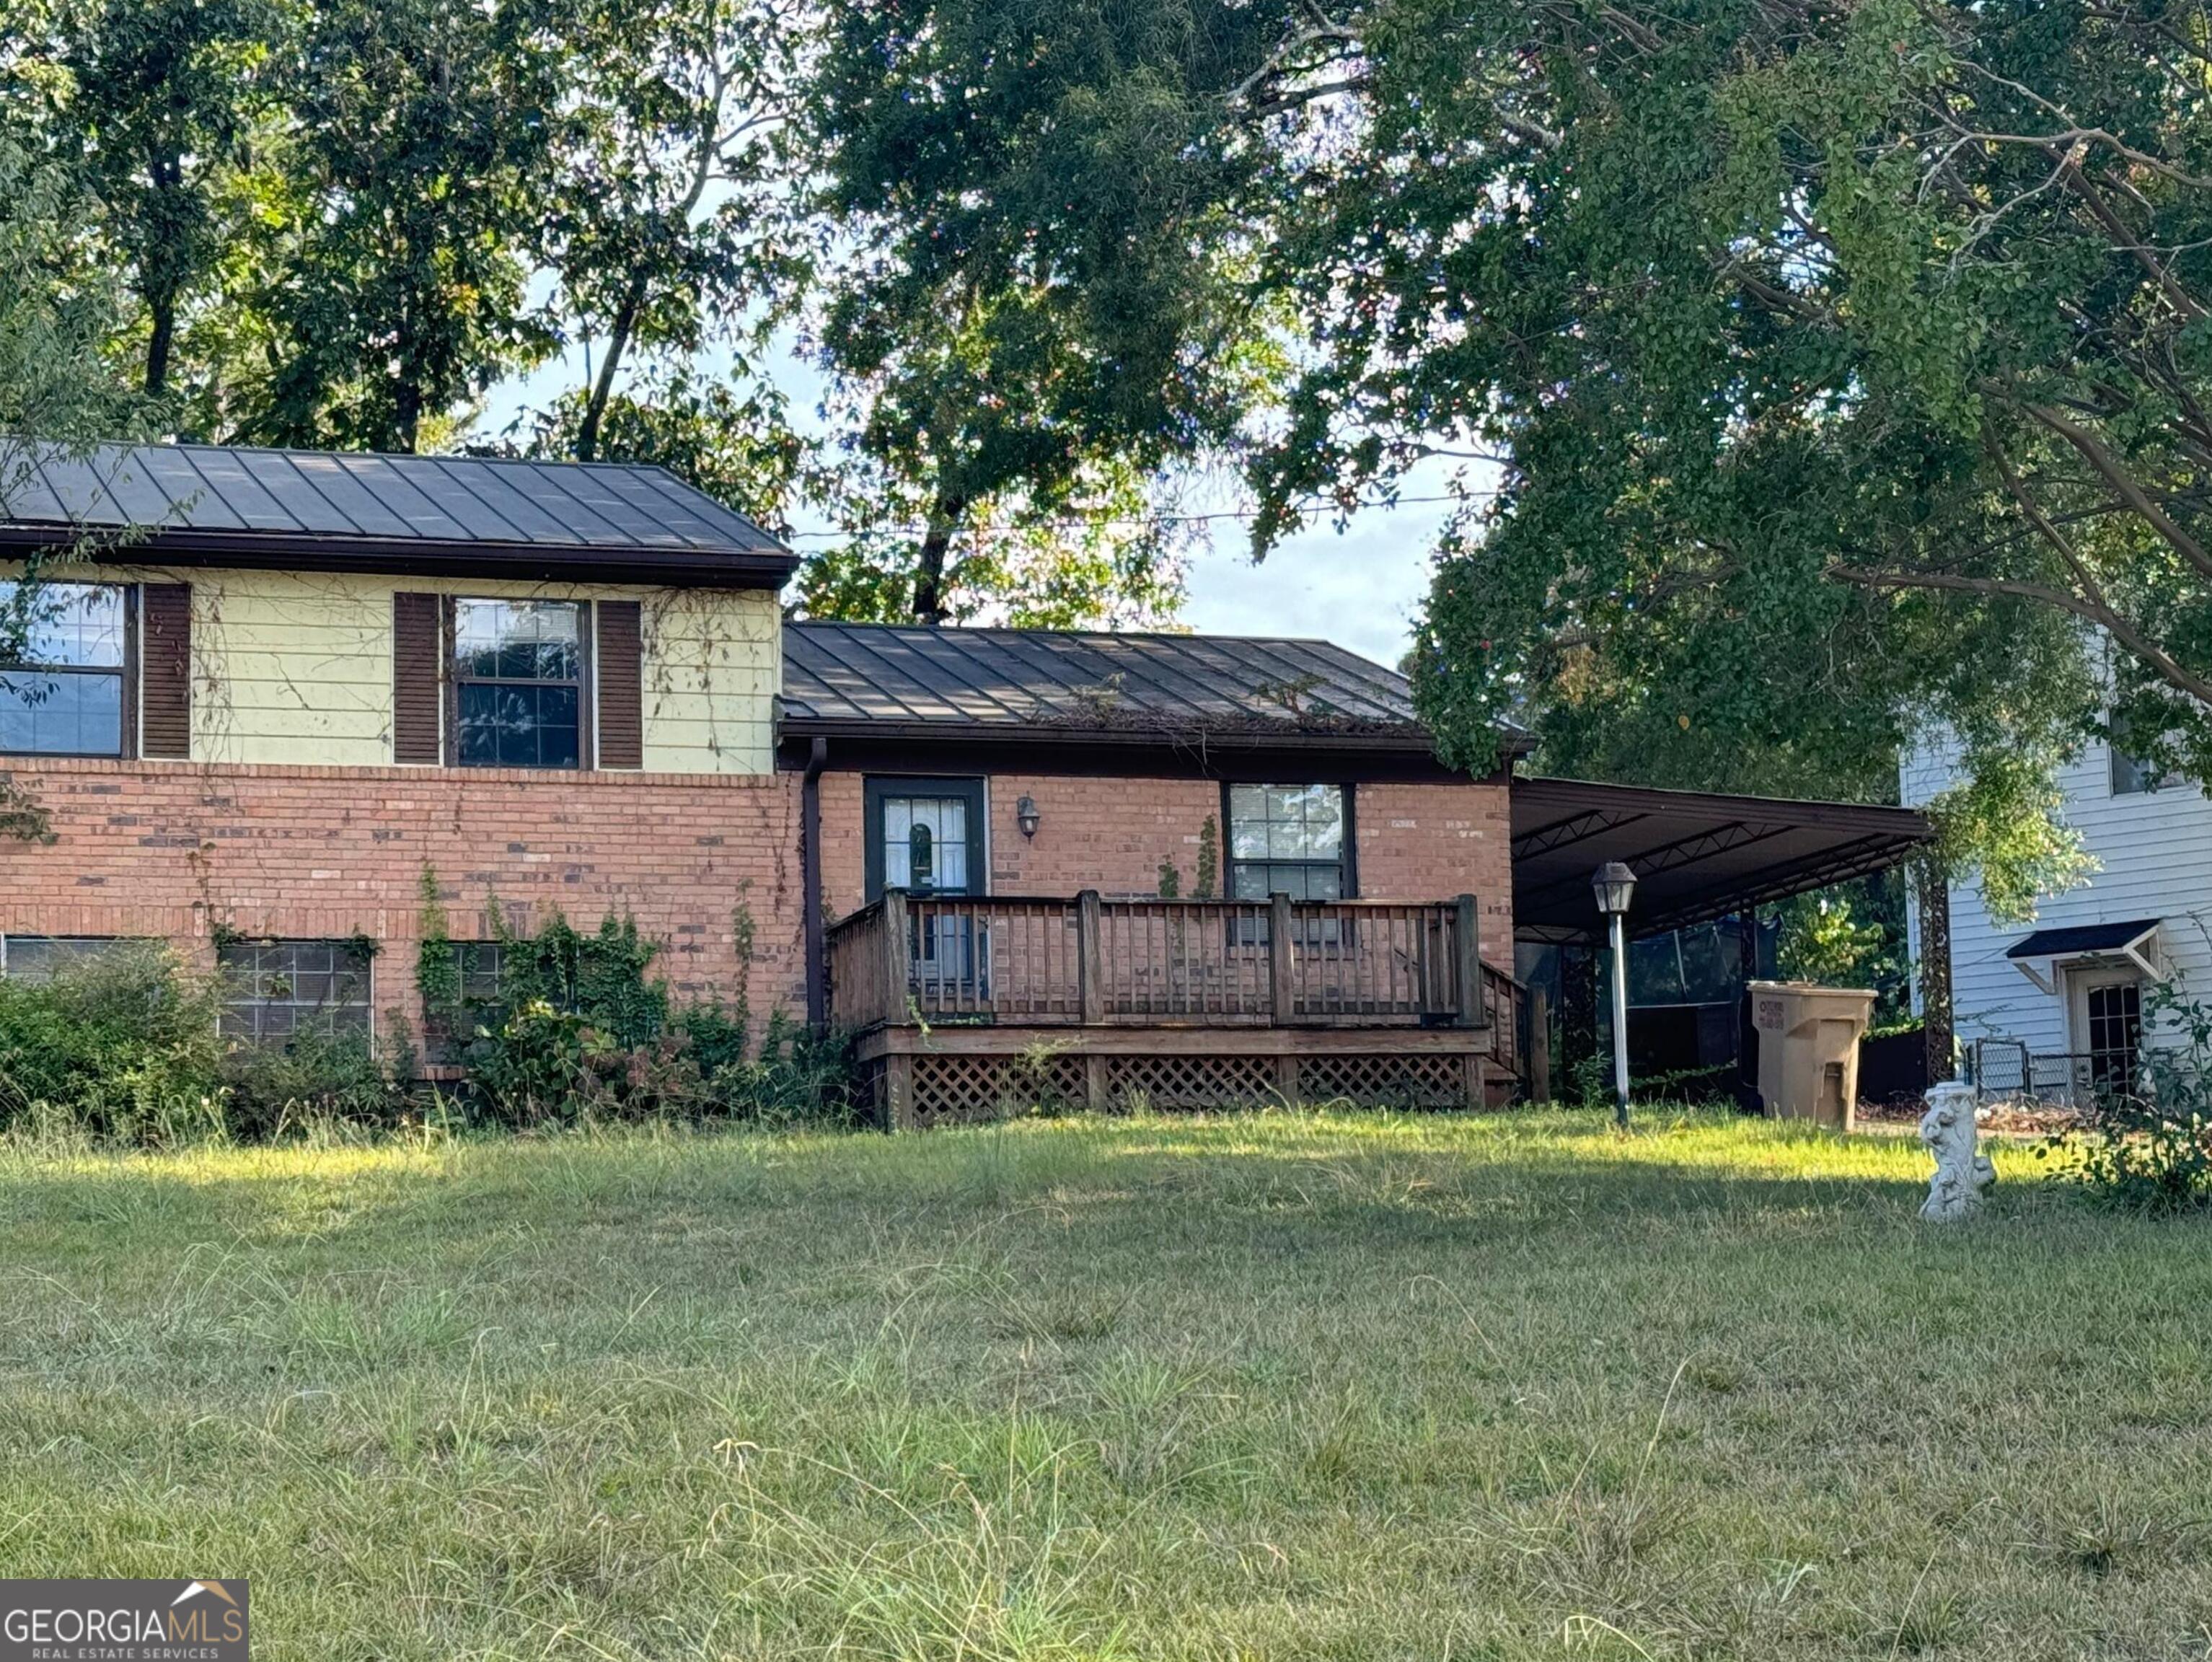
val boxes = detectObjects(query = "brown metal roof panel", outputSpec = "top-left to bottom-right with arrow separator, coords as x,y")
328,453 -> 472,540
276,450 -> 413,537
514,462 -> 648,548
631,469 -> 780,551
22,449 -> 122,524
787,626 -> 938,721
419,456 -> 581,545
893,628 -> 1072,721
552,465 -> 684,547
595,465 -> 749,550
131,446 -> 246,529
388,455 -> 537,542
79,448 -> 180,524
234,449 -> 362,535
1044,632 -> 1207,713
832,627 -> 1020,721
177,446 -> 306,531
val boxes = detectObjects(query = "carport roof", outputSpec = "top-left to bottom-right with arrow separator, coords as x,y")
1510,777 -> 1934,944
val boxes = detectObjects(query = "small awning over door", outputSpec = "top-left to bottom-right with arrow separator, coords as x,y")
2004,918 -> 2165,995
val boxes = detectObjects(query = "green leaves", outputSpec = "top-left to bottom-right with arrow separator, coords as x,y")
800,0 -> 1294,619
1233,0 -> 2212,912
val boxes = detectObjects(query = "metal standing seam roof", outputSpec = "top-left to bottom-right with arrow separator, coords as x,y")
780,619 -> 1477,744
0,441 -> 796,581
1510,776 -> 1934,943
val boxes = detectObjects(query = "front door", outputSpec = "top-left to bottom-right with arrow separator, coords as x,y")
865,777 -> 987,988
2067,965 -> 2143,1103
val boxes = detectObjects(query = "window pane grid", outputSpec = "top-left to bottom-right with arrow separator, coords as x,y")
881,795 -> 970,893
2,936 -> 130,984
219,940 -> 371,1042
1228,784 -> 1346,902
453,599 -> 583,770
0,581 -> 126,757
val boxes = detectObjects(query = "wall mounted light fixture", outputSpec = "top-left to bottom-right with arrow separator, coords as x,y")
1015,794 -> 1041,839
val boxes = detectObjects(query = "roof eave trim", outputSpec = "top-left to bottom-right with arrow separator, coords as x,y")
0,523 -> 801,589
776,715 -> 1446,751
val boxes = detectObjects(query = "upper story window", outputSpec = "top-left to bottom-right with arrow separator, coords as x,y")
0,581 -> 128,757
2109,713 -> 2157,797
1228,784 -> 1349,900
453,599 -> 584,769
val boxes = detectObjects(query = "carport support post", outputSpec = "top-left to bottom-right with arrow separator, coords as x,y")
1916,861 -> 1956,1083
1608,910 -> 1631,1130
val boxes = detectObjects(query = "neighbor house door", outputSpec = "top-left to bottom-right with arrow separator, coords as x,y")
2066,965 -> 2143,1103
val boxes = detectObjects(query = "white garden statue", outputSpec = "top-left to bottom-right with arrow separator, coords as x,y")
1918,1081 -> 1995,1222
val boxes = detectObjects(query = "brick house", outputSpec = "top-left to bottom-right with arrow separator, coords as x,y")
0,441 -> 1934,1120
0,441 -> 1530,1119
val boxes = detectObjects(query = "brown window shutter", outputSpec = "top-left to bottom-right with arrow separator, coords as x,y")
596,599 -> 643,769
392,592 -> 444,764
139,584 -> 192,759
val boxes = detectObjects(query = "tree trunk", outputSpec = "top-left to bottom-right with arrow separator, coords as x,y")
141,153 -> 185,398
576,275 -> 648,462
144,293 -> 176,400
1916,859 -> 1956,1084
910,491 -> 967,624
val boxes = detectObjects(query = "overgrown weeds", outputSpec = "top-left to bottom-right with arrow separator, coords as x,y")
2041,982 -> 2212,1213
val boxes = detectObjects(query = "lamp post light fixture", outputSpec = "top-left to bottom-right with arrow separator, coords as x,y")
1015,794 -> 1041,839
1591,861 -> 1638,1130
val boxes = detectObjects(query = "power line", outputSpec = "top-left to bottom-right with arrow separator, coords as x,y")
777,489 -> 1499,540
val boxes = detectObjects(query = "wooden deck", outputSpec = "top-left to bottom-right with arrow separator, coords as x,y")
826,891 -> 1524,1125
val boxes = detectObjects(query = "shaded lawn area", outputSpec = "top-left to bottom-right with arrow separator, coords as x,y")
1,1109 -> 2209,1661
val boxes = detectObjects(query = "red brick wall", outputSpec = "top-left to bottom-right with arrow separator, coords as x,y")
1355,781 -> 1514,970
817,769 -> 1513,967
0,759 -> 806,1037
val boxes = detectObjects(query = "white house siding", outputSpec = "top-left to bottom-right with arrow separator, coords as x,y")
1901,735 -> 2212,1060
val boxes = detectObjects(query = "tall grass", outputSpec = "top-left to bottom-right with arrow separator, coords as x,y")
1,1109 -> 2207,1658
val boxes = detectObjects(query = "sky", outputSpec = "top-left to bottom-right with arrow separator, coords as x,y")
477,338 -> 1459,669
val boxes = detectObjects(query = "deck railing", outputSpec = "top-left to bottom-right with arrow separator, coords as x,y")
827,889 -> 1515,1037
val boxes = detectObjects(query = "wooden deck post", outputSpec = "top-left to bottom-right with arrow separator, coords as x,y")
1269,892 -> 1296,1024
881,888 -> 909,1024
1078,891 -> 1109,1112
1077,889 -> 1104,1026
881,1054 -> 915,1130
1462,1052 -> 1486,1109
1529,985 -> 1553,1103
1454,894 -> 1484,1029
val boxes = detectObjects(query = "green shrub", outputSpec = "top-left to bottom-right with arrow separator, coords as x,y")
0,948 -> 420,1145
2045,983 -> 2212,1213
0,945 -> 227,1144
219,1021 -> 418,1139
698,1011 -> 858,1128
422,892 -> 858,1130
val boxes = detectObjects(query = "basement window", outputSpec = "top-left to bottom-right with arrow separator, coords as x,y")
218,939 -> 372,1042
0,935 -> 133,982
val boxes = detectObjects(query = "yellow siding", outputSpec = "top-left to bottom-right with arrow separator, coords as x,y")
7,563 -> 782,773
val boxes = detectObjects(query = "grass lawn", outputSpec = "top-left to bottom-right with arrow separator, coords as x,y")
1,1108 -> 2209,1660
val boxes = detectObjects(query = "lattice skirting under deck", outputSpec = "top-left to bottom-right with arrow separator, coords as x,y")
865,1048 -> 1481,1128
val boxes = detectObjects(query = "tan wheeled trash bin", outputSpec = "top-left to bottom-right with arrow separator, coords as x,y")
1747,981 -> 1877,1130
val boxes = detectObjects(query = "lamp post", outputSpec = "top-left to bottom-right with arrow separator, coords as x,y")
1591,861 -> 1638,1130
